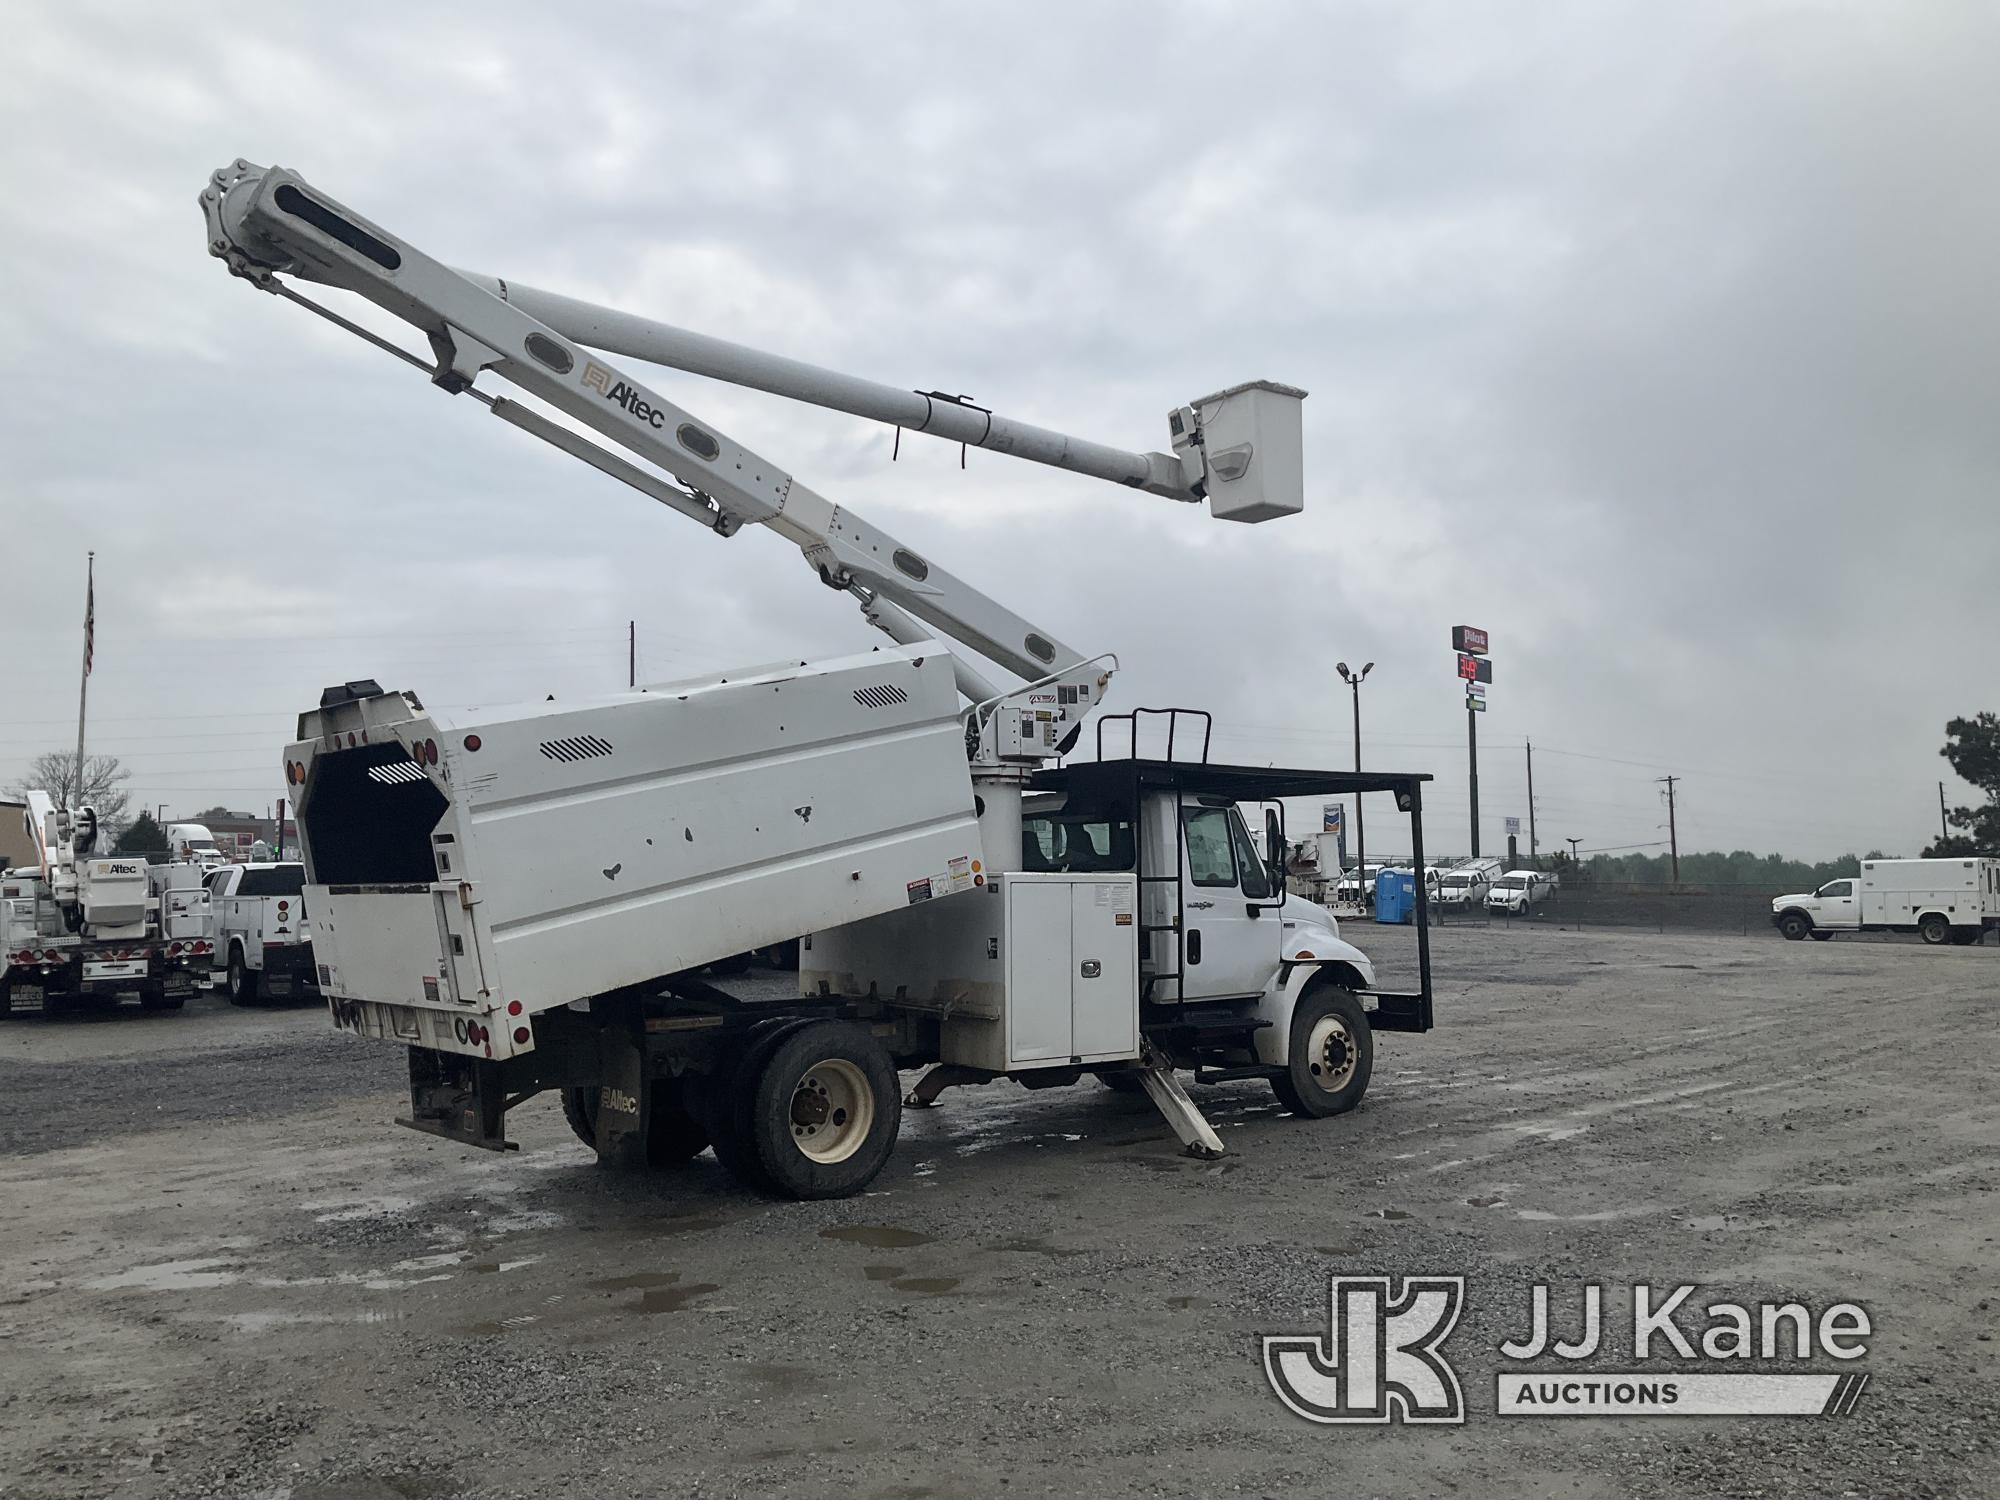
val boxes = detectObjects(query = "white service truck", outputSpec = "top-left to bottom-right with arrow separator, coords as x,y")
1,795 -> 206,1015
1772,857 -> 1999,945
200,158 -> 1438,1199
208,861 -> 317,1003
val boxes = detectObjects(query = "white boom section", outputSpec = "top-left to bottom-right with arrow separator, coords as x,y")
456,274 -> 1200,499
199,160 -> 1304,710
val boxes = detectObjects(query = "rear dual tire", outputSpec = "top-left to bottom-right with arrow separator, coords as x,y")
226,950 -> 260,1006
1918,913 -> 1952,946
695,1019 -> 899,1200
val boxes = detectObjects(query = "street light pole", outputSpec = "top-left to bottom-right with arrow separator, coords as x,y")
1567,836 -> 1582,869
1337,661 -> 1373,901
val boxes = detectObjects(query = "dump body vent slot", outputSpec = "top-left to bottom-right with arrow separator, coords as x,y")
539,734 -> 615,763
366,761 -> 431,785
853,684 -> 910,709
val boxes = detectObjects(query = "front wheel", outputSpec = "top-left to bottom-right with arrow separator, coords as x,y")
1777,912 -> 1811,942
745,1020 -> 901,1199
1918,913 -> 1951,946
1272,986 -> 1373,1119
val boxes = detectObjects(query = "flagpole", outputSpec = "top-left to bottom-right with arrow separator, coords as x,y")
73,552 -> 92,808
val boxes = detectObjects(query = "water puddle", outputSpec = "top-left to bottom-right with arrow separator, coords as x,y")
651,1216 -> 730,1237
1367,1208 -> 1413,1221
212,1309 -> 407,1335
819,1226 -> 936,1250
628,1283 -> 721,1314
982,1237 -> 1083,1260
742,1363 -> 817,1392
89,1257 -> 243,1291
591,1271 -> 680,1292
1465,1195 -> 1508,1209
1685,1213 -> 1777,1233
1166,1295 -> 1211,1310
891,1277 -> 959,1296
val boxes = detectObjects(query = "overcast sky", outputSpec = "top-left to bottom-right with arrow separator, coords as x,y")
4,1 -> 1995,862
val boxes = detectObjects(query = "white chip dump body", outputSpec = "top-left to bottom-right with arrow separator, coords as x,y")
289,645 -> 982,1059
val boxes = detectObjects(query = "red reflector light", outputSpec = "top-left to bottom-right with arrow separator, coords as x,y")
512,1026 -> 530,1045
426,739 -> 440,765
44,949 -> 61,962
347,732 -> 357,748
463,734 -> 482,752
507,1000 -> 522,1016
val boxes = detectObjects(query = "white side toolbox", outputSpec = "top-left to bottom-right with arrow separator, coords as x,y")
942,872 -> 1139,1073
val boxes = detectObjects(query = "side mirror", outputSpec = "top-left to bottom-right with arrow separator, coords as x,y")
1264,808 -> 1286,890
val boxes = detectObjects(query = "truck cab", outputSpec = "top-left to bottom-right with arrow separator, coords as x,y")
209,862 -> 316,1003
1771,879 -> 1859,940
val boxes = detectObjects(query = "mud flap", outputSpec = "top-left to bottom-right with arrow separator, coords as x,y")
593,1025 -> 653,1170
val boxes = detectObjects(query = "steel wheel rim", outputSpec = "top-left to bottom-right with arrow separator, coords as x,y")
789,1058 -> 873,1163
1304,1012 -> 1357,1094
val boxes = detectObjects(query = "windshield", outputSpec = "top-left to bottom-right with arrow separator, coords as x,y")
1498,875 -> 1528,889
239,866 -> 306,897
1443,874 -> 1474,888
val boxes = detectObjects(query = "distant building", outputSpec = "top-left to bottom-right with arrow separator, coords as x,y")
0,798 -> 36,870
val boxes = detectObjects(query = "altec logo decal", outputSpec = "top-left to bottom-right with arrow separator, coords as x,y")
582,361 -> 666,429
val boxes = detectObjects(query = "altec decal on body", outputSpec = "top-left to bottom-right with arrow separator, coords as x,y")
582,360 -> 666,429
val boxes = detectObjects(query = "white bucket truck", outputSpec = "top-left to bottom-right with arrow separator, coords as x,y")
201,159 -> 1437,1198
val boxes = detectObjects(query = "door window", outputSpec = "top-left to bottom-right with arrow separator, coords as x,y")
1228,811 -> 1273,900
1818,880 -> 1854,898
1181,808 -> 1238,887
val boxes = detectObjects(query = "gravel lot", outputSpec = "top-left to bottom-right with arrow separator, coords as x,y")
1,926 -> 1994,1499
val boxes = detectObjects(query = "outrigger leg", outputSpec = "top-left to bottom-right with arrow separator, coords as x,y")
1137,1047 -> 1224,1159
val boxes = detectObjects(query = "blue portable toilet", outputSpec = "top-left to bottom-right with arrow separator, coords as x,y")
1374,869 -> 1415,925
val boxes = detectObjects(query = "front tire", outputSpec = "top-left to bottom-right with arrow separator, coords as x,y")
1272,986 -> 1373,1119
1918,913 -> 1951,946
1777,912 -> 1812,942
226,949 -> 260,1006
744,1020 -> 901,1199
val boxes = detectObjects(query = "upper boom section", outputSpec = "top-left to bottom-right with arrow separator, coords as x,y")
198,159 -> 1305,691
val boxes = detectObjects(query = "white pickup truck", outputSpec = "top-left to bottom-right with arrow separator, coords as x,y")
1485,869 -> 1545,915
1773,857 -> 1999,945
209,862 -> 318,1003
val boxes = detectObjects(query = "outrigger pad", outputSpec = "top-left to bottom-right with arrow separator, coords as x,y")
1138,1061 -> 1225,1160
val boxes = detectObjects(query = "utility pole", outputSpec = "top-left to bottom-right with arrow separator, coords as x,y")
1526,739 -> 1537,859
74,552 -> 94,807
628,620 -> 636,689
1337,662 -> 1373,889
1939,781 -> 1950,844
1467,700 -> 1480,858
1658,775 -> 1680,884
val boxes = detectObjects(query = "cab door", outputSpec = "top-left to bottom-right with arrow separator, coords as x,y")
1176,802 -> 1283,1002
1814,879 -> 1861,929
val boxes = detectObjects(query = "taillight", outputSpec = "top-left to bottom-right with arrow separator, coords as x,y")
463,734 -> 482,752
512,1026 -> 530,1045
425,738 -> 440,765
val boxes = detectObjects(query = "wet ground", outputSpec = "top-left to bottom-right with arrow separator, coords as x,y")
0,926 -> 1994,1498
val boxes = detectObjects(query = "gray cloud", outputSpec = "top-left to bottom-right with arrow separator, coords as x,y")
3,0 -> 1993,859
